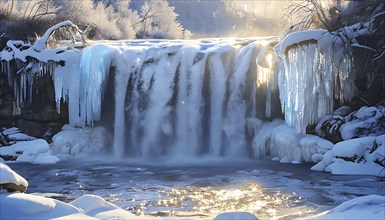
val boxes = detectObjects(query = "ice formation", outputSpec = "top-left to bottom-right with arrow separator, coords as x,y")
276,30 -> 355,133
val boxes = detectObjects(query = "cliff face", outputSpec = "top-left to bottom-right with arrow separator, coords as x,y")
0,72 -> 67,138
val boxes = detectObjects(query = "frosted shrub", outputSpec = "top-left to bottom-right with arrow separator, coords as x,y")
0,0 -> 58,40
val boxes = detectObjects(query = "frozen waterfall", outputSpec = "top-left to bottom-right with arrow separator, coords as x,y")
55,39 -> 280,158
0,32 -> 358,158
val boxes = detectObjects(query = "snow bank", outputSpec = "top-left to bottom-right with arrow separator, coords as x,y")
312,195 -> 385,220
312,134 -> 385,176
0,162 -> 28,192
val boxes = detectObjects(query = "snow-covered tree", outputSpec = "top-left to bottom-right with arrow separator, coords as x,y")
138,0 -> 189,39
56,0 -> 121,40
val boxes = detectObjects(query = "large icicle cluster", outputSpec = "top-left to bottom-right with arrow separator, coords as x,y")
0,21 -> 83,115
276,30 -> 355,133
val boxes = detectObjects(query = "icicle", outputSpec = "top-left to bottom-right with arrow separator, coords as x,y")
278,41 -> 355,133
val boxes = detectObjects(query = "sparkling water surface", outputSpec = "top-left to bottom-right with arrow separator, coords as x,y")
9,158 -> 384,219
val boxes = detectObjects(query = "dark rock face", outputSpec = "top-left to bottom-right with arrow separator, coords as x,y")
0,70 -> 68,140
0,183 -> 27,193
315,115 -> 344,143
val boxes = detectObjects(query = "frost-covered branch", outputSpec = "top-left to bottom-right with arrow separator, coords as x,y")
0,21 -> 85,62
33,20 -> 86,52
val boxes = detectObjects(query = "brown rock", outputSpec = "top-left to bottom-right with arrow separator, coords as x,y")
0,183 -> 27,193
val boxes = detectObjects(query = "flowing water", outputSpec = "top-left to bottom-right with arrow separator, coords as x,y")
9,158 -> 384,219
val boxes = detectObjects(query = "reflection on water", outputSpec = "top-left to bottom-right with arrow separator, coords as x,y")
8,159 -> 385,219
157,183 -> 312,219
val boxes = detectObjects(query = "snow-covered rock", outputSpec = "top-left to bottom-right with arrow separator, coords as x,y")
0,139 -> 60,164
1,127 -> 36,145
0,162 -> 28,192
340,106 -> 384,140
312,134 -> 385,176
311,195 -> 385,219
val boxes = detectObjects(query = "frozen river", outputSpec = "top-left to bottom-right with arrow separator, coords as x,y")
9,158 -> 385,219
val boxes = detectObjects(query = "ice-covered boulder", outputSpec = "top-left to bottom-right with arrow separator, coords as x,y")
0,162 -> 28,192
250,119 -> 333,164
51,125 -> 110,158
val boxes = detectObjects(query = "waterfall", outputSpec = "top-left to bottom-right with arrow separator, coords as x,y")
1,33 -> 358,159
61,39 -> 278,158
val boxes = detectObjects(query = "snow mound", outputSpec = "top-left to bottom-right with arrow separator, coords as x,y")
0,162 -> 28,192
0,193 -> 82,219
70,194 -> 121,216
0,192 -> 157,220
312,195 -> 385,219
